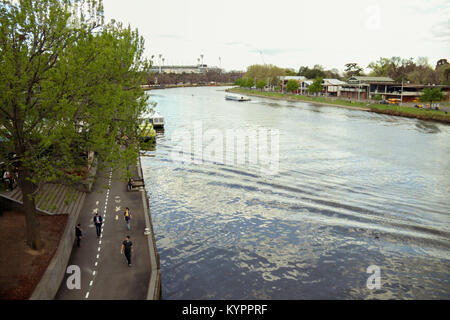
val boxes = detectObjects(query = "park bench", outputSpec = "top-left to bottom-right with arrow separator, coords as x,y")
128,178 -> 145,191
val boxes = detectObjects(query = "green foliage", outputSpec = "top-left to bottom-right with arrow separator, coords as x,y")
345,63 -> 364,78
284,69 -> 297,76
286,79 -> 299,93
367,56 -> 450,84
245,77 -> 254,88
0,0 -> 151,249
420,88 -> 445,105
298,65 -> 326,79
245,64 -> 285,86
308,77 -> 323,94
256,80 -> 267,90
373,94 -> 382,101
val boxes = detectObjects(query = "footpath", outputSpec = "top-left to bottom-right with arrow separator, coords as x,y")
55,161 -> 156,299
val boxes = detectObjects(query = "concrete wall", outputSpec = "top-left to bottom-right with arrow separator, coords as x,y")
29,194 -> 84,300
137,157 -> 162,300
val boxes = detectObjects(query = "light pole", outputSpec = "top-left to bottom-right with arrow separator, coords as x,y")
400,78 -> 404,105
159,54 -> 162,73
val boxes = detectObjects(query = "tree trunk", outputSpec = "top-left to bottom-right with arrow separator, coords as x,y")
18,168 -> 43,250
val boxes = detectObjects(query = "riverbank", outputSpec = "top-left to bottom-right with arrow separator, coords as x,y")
228,87 -> 450,124
142,83 -> 233,91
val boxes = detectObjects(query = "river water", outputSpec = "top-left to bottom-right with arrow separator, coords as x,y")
141,86 -> 450,299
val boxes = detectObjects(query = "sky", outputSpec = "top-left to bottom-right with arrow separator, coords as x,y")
103,0 -> 449,73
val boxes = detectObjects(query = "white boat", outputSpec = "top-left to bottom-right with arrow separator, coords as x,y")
141,111 -> 164,128
225,94 -> 251,102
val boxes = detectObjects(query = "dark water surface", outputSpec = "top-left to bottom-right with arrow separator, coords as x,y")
141,86 -> 450,299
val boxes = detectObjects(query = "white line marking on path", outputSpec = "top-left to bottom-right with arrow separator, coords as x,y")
85,292 -> 89,299
95,262 -> 98,267
93,271 -> 96,276
115,215 -> 118,220
89,281 -> 93,286
96,254 -> 99,259
98,247 -> 101,252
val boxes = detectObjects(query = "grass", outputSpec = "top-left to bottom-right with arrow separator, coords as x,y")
229,87 -> 450,124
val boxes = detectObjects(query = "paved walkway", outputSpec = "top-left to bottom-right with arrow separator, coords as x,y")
55,165 -> 151,299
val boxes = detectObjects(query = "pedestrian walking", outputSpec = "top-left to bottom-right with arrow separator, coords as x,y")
75,224 -> 83,248
120,235 -> 133,267
124,207 -> 131,230
93,213 -> 103,238
127,178 -> 133,191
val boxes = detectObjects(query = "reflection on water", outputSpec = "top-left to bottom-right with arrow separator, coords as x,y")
142,87 -> 450,299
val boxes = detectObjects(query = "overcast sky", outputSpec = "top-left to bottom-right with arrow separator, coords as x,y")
103,0 -> 449,73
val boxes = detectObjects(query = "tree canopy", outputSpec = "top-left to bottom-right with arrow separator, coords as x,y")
420,88 -> 445,106
367,56 -> 450,85
286,79 -> 299,93
256,80 -> 267,91
245,64 -> 286,86
0,0 -> 151,250
308,77 -> 323,95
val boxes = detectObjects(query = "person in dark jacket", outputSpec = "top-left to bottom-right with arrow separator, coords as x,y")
75,224 -> 83,247
120,235 -> 134,267
93,213 -> 103,238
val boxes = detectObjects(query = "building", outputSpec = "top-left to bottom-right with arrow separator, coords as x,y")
277,75 -> 450,102
322,79 -> 347,97
279,76 -> 306,92
149,64 -> 221,74
342,76 -> 450,102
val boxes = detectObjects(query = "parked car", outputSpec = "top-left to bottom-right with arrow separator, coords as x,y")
379,100 -> 389,105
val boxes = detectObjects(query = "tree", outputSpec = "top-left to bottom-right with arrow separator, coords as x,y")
245,64 -> 285,86
368,58 -> 391,77
0,0 -> 150,250
286,79 -> 299,93
436,58 -> 449,69
344,63 -> 363,78
420,88 -> 445,108
308,77 -> 323,95
245,77 -> 254,88
298,65 -> 326,79
373,94 -> 382,101
256,80 -> 267,91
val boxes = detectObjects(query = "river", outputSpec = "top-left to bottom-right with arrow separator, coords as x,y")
141,86 -> 450,299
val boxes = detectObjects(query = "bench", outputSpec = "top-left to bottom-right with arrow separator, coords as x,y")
127,178 -> 145,191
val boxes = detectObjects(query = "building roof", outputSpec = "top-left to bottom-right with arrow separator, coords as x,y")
279,76 -> 306,81
323,78 -> 346,85
348,76 -> 394,83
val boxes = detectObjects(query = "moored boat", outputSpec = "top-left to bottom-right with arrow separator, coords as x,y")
225,94 -> 251,102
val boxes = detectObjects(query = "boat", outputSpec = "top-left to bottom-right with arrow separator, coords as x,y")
138,121 -> 156,143
141,111 -> 164,128
225,95 -> 251,102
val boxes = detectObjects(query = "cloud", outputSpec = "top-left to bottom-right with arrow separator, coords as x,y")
250,48 -> 306,56
154,34 -> 183,39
